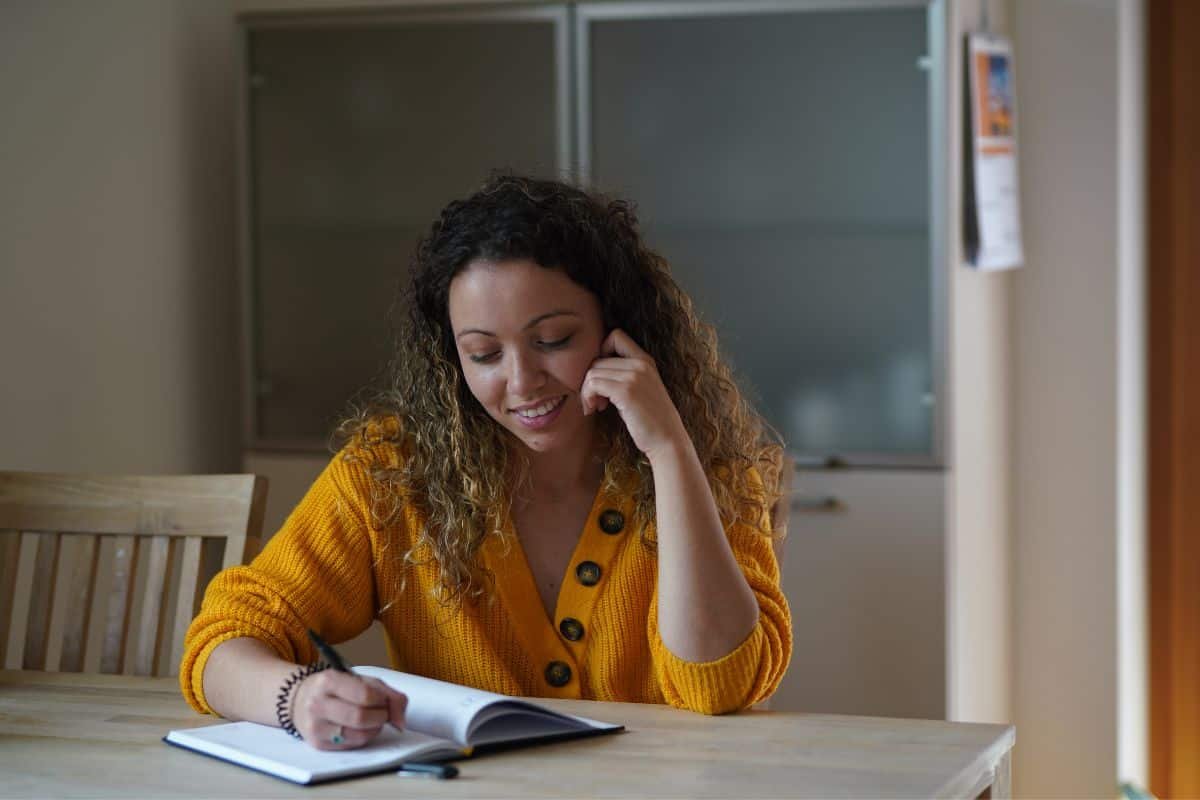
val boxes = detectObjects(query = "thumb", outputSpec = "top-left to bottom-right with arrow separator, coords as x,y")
387,687 -> 408,729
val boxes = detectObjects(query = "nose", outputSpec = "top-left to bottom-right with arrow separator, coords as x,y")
507,349 -> 545,399
504,350 -> 547,400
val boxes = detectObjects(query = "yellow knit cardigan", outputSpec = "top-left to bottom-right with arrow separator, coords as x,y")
181,443 -> 791,716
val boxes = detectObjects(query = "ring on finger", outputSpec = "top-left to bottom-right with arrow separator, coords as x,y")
331,725 -> 344,745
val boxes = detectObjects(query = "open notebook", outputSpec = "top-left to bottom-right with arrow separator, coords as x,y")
164,666 -> 623,785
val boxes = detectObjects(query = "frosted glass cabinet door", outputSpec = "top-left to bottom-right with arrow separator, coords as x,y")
245,11 -> 565,444
580,2 -> 941,464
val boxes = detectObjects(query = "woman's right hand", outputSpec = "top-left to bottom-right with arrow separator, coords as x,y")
291,671 -> 408,750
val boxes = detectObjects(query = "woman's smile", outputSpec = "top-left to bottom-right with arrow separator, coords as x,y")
512,395 -> 567,428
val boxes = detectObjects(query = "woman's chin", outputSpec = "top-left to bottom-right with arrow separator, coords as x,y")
512,430 -> 564,454
506,414 -> 593,455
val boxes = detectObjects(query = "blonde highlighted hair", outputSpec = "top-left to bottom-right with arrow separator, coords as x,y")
335,174 -> 783,607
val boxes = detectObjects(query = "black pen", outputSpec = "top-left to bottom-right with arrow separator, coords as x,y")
306,629 -> 350,672
396,763 -> 459,779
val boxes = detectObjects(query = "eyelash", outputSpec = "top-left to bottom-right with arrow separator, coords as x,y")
468,335 -> 572,364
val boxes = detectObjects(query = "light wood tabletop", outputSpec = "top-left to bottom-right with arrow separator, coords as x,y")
0,670 -> 1014,798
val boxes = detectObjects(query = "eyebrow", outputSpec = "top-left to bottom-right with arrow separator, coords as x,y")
455,310 -> 580,341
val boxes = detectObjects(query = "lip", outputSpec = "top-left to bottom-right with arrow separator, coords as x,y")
510,395 -> 567,430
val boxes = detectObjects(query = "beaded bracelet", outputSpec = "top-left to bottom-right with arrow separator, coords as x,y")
275,662 -> 327,740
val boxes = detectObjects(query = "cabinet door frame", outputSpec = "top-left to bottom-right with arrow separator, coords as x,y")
574,0 -> 949,469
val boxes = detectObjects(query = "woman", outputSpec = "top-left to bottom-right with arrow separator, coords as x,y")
181,174 -> 791,750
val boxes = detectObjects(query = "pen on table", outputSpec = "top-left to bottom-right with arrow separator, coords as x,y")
307,629 -> 461,780
396,763 -> 459,779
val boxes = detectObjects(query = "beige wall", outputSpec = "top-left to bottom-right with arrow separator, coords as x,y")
1010,0 -> 1144,795
0,0 -> 239,475
945,0 -> 1015,729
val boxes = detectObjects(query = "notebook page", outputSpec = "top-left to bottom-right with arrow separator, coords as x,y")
354,665 -> 510,744
165,721 -> 453,784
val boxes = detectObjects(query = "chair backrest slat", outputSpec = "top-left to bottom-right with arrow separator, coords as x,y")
26,533 -> 60,670
1,472 -> 266,677
169,536 -> 204,675
80,539 -> 109,675
5,532 -> 40,670
103,535 -> 137,675
222,534 -> 248,571
0,531 -> 19,666
59,534 -> 99,673
134,535 -> 171,676
44,534 -> 75,671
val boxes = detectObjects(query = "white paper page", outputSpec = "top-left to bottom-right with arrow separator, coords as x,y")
353,666 -> 620,746
165,721 -> 453,784
354,665 -> 512,744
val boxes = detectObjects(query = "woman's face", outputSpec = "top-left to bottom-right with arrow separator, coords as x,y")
448,258 -> 606,455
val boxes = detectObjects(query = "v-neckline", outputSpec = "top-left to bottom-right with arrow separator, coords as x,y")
478,480 -> 635,698
500,484 -> 607,629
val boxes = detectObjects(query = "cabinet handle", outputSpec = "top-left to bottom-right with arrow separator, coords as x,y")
791,495 -> 844,513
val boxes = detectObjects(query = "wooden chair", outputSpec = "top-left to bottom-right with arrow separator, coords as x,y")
0,472 -> 267,677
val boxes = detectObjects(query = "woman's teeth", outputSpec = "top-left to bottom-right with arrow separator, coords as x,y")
515,397 -> 564,418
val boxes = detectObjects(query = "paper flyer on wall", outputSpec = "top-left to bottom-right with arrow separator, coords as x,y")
963,33 -> 1023,271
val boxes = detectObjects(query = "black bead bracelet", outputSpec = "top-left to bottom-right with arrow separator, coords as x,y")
275,662 -> 327,740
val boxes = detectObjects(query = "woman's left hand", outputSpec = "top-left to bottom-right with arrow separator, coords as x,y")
581,329 -> 690,460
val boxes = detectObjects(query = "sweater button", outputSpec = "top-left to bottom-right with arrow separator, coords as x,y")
545,660 -> 572,687
576,561 -> 602,586
559,617 -> 585,641
598,509 -> 625,534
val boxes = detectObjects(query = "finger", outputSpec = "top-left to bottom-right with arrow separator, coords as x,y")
310,719 -> 373,751
326,673 -> 389,708
599,328 -> 650,360
584,362 -> 644,381
386,686 -> 408,729
320,694 -> 391,731
581,375 -> 628,412
360,677 -> 407,729
587,358 -> 646,375
580,389 -> 610,416
580,371 -> 616,416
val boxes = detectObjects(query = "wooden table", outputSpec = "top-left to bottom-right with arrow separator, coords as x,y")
0,670 -> 1014,798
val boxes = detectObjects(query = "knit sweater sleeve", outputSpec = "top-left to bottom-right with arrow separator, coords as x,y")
647,483 -> 793,715
179,451 -> 383,714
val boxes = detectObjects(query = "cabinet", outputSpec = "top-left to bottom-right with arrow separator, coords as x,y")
581,1 -> 944,465
243,6 -> 567,444
778,469 -> 944,719
237,0 -> 951,719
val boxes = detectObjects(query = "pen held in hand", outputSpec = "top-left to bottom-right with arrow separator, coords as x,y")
306,628 -> 350,672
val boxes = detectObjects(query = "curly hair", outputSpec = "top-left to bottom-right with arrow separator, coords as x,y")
335,173 -> 783,608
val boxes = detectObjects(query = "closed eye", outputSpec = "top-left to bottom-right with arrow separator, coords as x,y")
538,335 -> 572,350
468,351 -> 500,364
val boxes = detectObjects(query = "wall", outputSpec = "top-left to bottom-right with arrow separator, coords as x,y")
0,0 -> 239,475
944,0 -> 1015,728
1010,0 -> 1144,795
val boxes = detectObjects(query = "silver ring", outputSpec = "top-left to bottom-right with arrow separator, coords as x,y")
331,725 -> 344,745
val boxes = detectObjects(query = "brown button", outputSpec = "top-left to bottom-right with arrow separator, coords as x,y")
545,660 -> 572,687
559,617 -> 584,641
576,561 -> 602,586
599,509 -> 625,535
